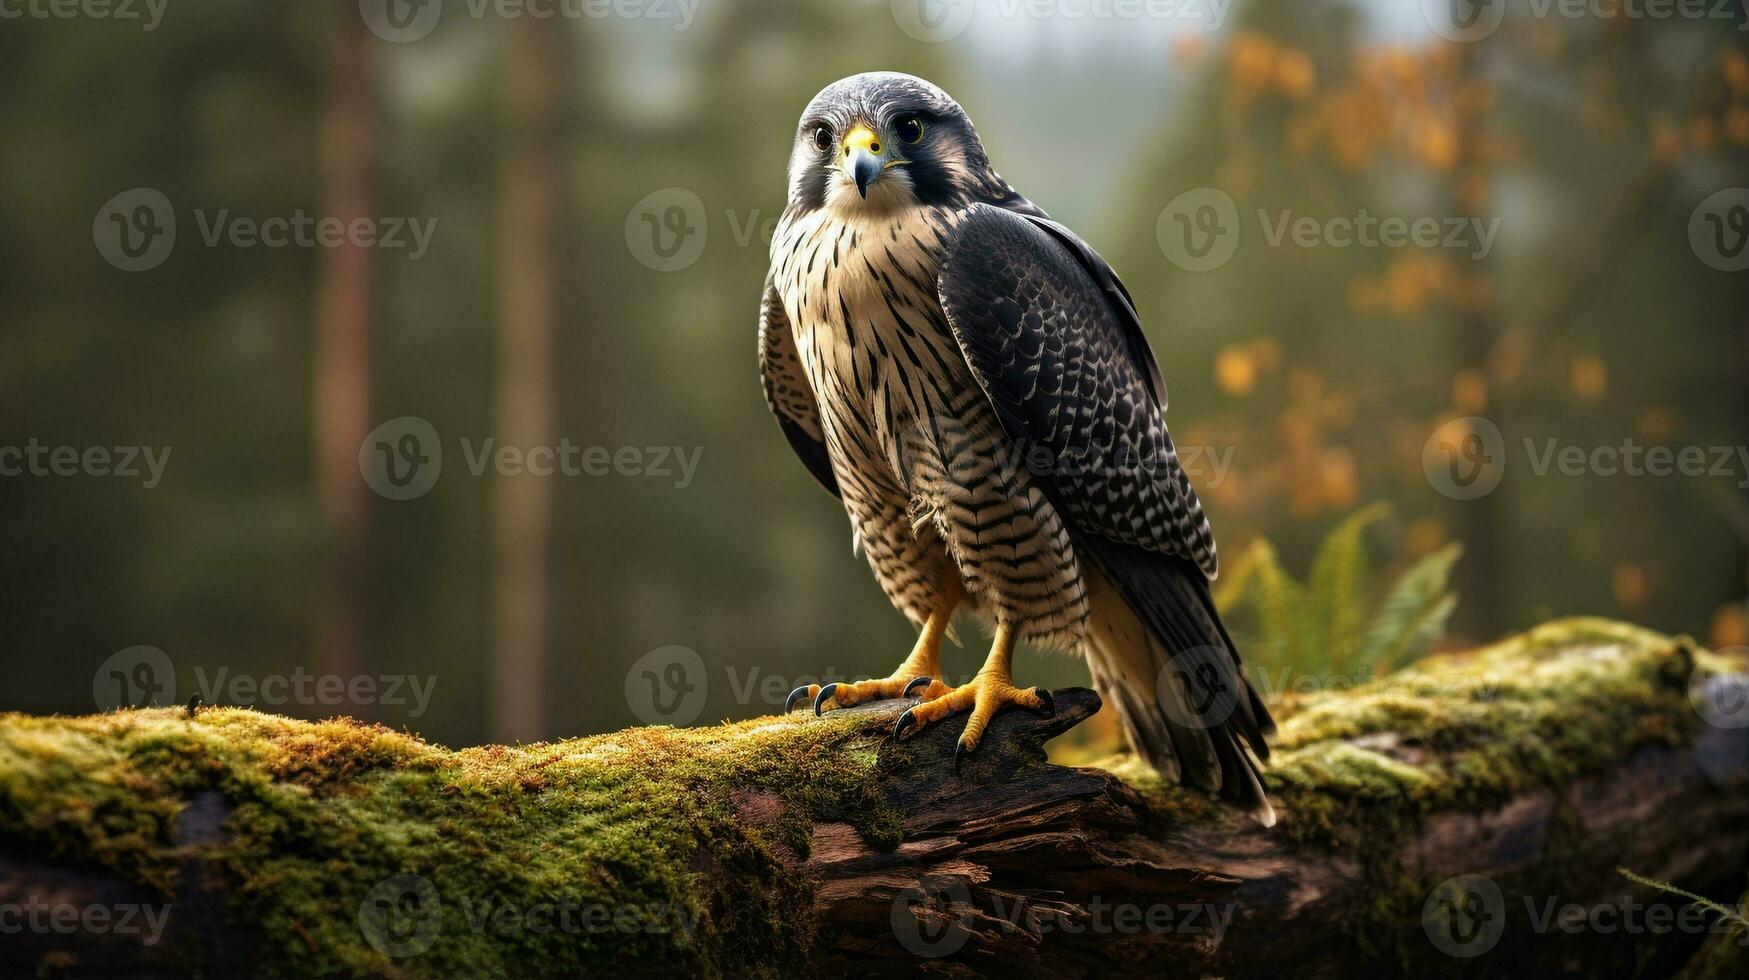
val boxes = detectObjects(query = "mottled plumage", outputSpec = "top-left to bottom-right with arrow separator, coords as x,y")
760,72 -> 1274,821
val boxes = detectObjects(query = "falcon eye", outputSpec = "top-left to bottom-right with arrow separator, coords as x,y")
895,115 -> 925,144
811,126 -> 834,153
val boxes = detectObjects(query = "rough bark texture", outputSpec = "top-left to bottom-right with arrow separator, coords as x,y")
0,619 -> 1745,978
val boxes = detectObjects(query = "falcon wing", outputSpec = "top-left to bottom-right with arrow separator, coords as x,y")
940,204 -> 1215,576
938,204 -> 1274,818
758,279 -> 839,497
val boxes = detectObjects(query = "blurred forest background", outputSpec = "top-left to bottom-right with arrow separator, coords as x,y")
2,0 -> 1746,750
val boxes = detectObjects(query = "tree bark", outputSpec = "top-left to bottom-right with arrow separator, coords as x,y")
310,0 -> 379,696
488,16 -> 561,743
0,620 -> 1744,978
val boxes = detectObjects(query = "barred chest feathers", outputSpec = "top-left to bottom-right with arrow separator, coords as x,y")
771,203 -> 1091,647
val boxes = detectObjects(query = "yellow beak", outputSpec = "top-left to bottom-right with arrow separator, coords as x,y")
841,125 -> 882,198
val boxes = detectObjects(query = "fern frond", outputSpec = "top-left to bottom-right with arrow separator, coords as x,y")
1243,539 -> 1309,668
1211,538 -> 1261,616
1617,868 -> 1749,933
1307,503 -> 1389,674
1357,543 -> 1463,672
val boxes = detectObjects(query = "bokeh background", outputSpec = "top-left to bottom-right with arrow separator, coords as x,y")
2,0 -> 1746,750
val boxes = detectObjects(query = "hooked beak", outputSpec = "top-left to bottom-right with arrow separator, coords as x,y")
841,125 -> 883,198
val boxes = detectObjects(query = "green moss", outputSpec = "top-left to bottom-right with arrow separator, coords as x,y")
1,618 -> 1735,977
0,705 -> 904,977
1247,617 -> 1705,848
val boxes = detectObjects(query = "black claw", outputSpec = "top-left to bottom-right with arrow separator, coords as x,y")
1033,688 -> 1056,716
902,676 -> 934,698
813,683 -> 839,717
784,686 -> 812,714
893,708 -> 918,741
953,739 -> 969,775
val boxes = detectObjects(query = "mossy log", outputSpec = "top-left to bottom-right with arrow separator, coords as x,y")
1,618 -> 1746,978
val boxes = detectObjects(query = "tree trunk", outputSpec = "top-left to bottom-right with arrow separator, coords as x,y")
488,17 -> 561,743
0,620 -> 1744,978
310,0 -> 378,696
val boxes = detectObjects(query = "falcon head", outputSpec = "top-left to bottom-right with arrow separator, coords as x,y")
785,72 -> 1008,216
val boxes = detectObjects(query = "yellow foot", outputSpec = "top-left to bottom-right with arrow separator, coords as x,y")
784,673 -> 955,716
785,593 -> 962,717
891,625 -> 1054,772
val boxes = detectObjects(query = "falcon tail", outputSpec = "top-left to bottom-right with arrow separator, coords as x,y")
1079,541 -> 1278,827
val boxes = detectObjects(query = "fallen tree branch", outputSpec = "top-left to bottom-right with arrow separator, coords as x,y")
0,618 -> 1745,978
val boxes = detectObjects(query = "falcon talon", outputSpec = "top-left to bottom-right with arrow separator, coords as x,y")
893,708 -> 918,741
953,739 -> 970,775
1032,688 -> 1055,717
902,675 -> 935,698
784,685 -> 816,714
812,683 -> 840,716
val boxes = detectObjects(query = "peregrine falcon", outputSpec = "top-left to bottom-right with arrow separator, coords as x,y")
762,72 -> 1275,823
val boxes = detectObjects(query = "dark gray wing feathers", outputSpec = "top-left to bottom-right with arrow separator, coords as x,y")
937,204 -> 1274,815
758,281 -> 839,497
